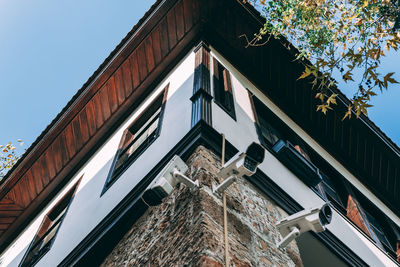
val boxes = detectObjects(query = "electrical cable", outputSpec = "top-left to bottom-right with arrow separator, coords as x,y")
221,134 -> 229,267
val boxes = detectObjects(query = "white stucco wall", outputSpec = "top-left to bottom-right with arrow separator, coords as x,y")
1,50 -> 195,267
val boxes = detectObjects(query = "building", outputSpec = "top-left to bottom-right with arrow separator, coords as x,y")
1,0 -> 399,266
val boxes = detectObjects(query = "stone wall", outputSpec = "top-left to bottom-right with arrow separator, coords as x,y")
101,146 -> 303,267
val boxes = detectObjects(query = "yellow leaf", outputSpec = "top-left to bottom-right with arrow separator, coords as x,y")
343,71 -> 354,82
383,72 -> 399,88
348,13 -> 359,21
342,105 -> 352,121
316,104 -> 332,115
298,66 -> 312,80
327,94 -> 337,105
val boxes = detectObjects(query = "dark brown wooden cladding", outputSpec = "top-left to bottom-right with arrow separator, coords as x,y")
203,0 -> 400,215
0,0 -> 201,251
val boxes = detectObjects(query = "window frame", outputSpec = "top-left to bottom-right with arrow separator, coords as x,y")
19,178 -> 81,267
102,85 -> 169,194
212,58 -> 236,120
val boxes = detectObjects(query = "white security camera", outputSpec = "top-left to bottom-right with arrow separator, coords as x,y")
213,142 -> 265,194
276,203 -> 332,248
142,155 -> 199,206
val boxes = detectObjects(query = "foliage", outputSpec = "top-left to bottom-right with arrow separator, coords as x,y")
245,0 -> 400,119
0,140 -> 24,180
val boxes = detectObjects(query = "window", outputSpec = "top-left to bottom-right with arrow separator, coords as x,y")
315,172 -> 347,214
364,211 -> 393,251
351,189 -> 399,260
20,179 -> 80,267
251,95 -> 282,147
212,58 -> 236,119
103,86 -> 169,192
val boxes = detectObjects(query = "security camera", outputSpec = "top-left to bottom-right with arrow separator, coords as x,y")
213,142 -> 265,194
276,203 -> 332,248
142,155 -> 199,206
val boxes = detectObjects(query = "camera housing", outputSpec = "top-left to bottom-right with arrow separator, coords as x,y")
142,155 -> 198,206
276,203 -> 332,248
213,142 -> 265,194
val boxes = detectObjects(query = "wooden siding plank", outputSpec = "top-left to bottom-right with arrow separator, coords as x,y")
44,150 -> 56,183
175,1 -> 185,40
13,183 -> 27,208
106,80 -> 119,114
0,210 -> 22,217
9,187 -> 24,208
151,28 -> 162,65
59,132 -> 71,166
0,224 -> 8,231
183,0 -> 193,32
290,67 -> 298,106
25,169 -> 38,200
166,9 -> 178,49
50,137 -> 63,174
0,218 -> 15,224
325,108 -> 334,143
11,182 -> 29,208
159,18 -> 170,58
72,117 -> 83,152
23,173 -> 36,201
348,125 -> 353,158
137,44 -> 148,82
0,203 -> 23,211
99,86 -> 112,122
85,100 -> 97,137
0,197 -> 15,204
362,137 -> 368,170
114,68 -> 126,106
64,124 -> 77,160
31,160 -> 44,195
121,59 -> 134,98
192,0 -> 200,23
378,153 -> 384,185
16,176 -> 31,207
8,188 -> 18,205
394,167 -> 398,199
130,52 -> 141,89
78,108 -> 90,145
144,36 -> 155,73
370,146 -> 376,178
39,155 -> 50,186
332,112 -> 339,145
385,159 -> 391,191
92,92 -> 104,130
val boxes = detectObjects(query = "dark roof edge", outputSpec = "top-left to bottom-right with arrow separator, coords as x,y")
239,0 -> 400,157
0,0 -> 165,187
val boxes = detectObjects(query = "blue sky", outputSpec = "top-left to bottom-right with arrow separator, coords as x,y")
0,0 -> 399,155
0,1 -> 153,153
